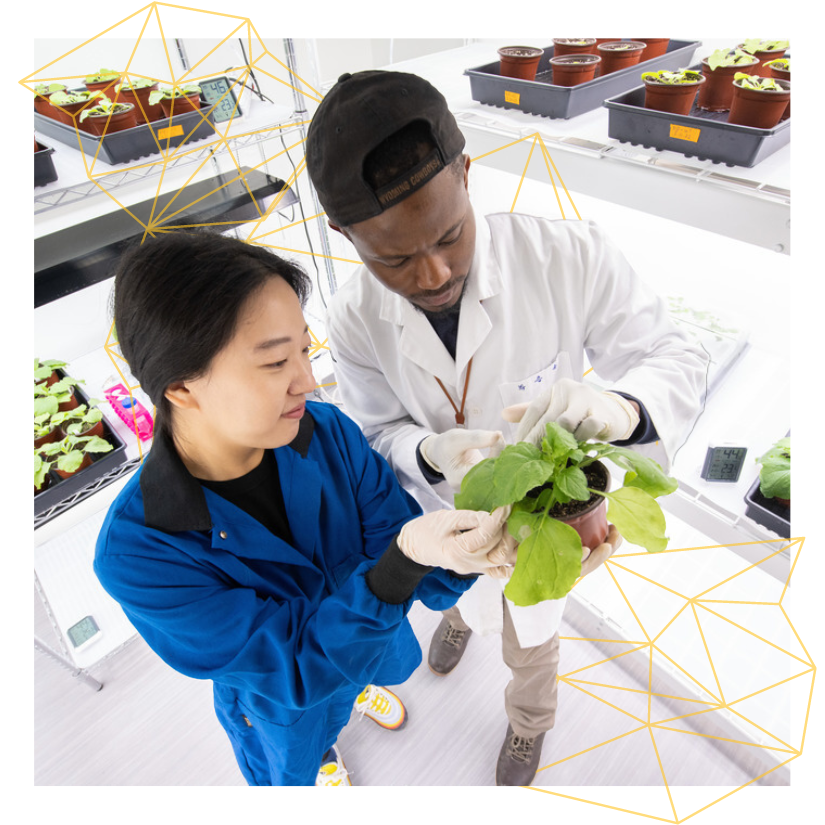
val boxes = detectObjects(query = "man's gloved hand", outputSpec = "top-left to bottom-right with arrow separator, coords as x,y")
484,530 -> 518,579
502,379 -> 640,446
580,525 -> 622,577
397,506 -> 513,576
420,429 -> 506,491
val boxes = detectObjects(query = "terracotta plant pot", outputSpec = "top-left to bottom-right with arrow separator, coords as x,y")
58,419 -> 105,441
737,44 -> 787,77
85,77 -> 120,95
594,39 -> 619,46
643,74 -> 706,115
84,104 -> 138,136
497,46 -> 544,81
49,98 -> 97,132
550,54 -> 601,86
768,61 -> 791,119
597,41 -> 647,75
34,426 -> 61,450
53,453 -> 94,480
728,78 -> 791,128
159,93 -> 203,118
550,461 -> 611,551
57,388 -> 80,413
697,55 -> 761,111
635,39 -> 671,59
35,370 -> 60,388
552,38 -> 597,56
115,84 -> 161,125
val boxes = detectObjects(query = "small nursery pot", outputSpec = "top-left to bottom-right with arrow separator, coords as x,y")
34,426 -> 61,450
737,44 -> 787,77
35,94 -> 62,118
768,61 -> 791,120
596,41 -> 647,75
728,78 -> 791,129
635,39 -> 670,59
550,54 -> 601,86
697,55 -> 760,111
85,77 -> 120,95
58,419 -> 105,441
57,388 -> 80,413
159,93 -> 202,118
115,84 -> 161,125
552,461 -> 611,551
84,104 -> 138,136
643,74 -> 706,115
53,453 -> 94,480
49,98 -> 96,132
497,46 -> 544,81
552,39 -> 597,56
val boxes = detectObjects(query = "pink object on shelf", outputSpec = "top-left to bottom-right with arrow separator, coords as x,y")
103,384 -> 154,441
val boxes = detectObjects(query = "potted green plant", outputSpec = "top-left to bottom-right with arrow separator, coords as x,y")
35,374 -> 84,414
48,90 -> 104,131
34,413 -> 60,450
34,357 -> 67,388
454,421 -> 677,606
78,95 -> 137,136
634,39 -> 671,59
738,39 -> 789,77
728,73 -> 791,128
51,402 -> 105,440
642,68 -> 705,114
496,47 -> 544,81
697,48 -> 761,111
596,41 -> 647,75
37,433 -> 114,481
114,77 -> 161,125
34,83 -> 66,118
755,437 -> 790,507
552,39 -> 597,56
148,84 -> 203,118
550,54 -> 601,86
84,68 -> 121,94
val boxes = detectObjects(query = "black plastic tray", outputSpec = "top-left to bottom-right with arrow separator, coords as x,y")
744,476 -> 790,538
603,73 -> 790,168
33,96 -> 217,165
35,375 -> 127,516
34,141 -> 58,187
465,40 -> 700,119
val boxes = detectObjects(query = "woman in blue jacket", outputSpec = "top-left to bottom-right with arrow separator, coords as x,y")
94,231 -> 513,786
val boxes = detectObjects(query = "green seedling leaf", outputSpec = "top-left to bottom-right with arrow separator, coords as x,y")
56,451 -> 85,474
82,436 -> 113,454
541,421 -> 579,461
491,443 -> 554,509
603,486 -> 669,553
34,396 -> 58,417
455,457 -> 498,512
757,437 -> 790,499
554,465 -> 590,502
598,444 -> 678,498
504,514 -> 583,606
35,454 -> 50,489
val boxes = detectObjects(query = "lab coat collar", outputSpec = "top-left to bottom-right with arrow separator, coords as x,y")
140,412 -> 315,534
376,208 -> 503,380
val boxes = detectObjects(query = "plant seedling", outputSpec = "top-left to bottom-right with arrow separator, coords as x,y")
115,77 -> 158,92
455,421 -> 677,606
765,58 -> 790,71
78,94 -> 132,123
34,83 -> 65,96
707,48 -> 758,71
148,84 -> 202,106
642,68 -> 703,84
740,39 -> 789,54
734,72 -> 785,91
34,375 -> 84,417
85,68 -> 120,84
50,403 -> 104,436
756,437 -> 790,500
37,433 -> 113,476
34,357 -> 68,383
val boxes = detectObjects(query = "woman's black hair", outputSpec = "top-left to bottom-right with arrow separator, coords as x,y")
112,230 -> 312,436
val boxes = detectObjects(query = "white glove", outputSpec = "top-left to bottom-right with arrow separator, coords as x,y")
502,379 -> 640,446
420,428 -> 506,491
484,530 -> 518,579
397,506 -> 513,576
580,525 -> 623,577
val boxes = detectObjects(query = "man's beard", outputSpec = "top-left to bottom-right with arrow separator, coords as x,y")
412,275 -> 469,319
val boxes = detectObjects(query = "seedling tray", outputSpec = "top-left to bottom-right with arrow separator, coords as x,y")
743,476 -> 790,538
33,96 -> 217,165
34,141 -> 58,186
35,376 -> 128,517
603,76 -> 790,168
465,39 -> 700,119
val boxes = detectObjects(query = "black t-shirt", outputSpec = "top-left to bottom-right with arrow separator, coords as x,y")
198,450 -> 293,544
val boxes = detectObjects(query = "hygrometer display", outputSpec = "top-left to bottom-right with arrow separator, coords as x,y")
200,76 -> 242,124
701,444 -> 748,482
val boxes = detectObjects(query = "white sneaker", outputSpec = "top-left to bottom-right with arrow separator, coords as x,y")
353,684 -> 407,730
315,744 -> 352,786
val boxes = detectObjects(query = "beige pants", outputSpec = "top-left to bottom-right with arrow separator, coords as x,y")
442,597 -> 560,739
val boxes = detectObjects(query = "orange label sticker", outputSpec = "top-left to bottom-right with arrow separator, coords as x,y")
158,124 -> 185,139
669,123 -> 701,143
504,90 -> 521,105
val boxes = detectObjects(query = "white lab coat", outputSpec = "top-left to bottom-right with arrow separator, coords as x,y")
326,211 -> 707,647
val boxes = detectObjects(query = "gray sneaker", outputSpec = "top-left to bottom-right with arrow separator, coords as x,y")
427,617 -> 472,675
495,723 -> 546,786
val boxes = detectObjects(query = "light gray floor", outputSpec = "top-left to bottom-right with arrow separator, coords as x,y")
35,586 -> 777,788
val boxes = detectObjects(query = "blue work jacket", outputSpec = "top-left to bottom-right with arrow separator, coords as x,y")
94,400 -> 475,784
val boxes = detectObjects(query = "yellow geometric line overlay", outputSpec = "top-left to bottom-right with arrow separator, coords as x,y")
28,11 -> 808,819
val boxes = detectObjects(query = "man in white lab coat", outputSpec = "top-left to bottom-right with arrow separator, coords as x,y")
305,70 -> 708,786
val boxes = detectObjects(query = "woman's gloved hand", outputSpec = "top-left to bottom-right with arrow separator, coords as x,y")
580,525 -> 623,577
420,429 -> 506,490
397,505 -> 513,576
502,379 -> 640,446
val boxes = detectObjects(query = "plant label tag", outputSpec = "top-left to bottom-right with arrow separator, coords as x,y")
158,124 -> 185,140
504,90 -> 521,105
669,123 -> 701,143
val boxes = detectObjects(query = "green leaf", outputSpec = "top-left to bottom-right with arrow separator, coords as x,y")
82,436 -> 113,454
757,438 -> 790,499
56,451 -> 85,474
554,465 -> 590,502
34,396 -> 58,417
454,458 -> 499,512
603,487 -> 669,553
598,444 -> 678,498
541,421 -> 579,462
491,443 -> 554,509
504,514 -> 583,606
34,454 -> 50,488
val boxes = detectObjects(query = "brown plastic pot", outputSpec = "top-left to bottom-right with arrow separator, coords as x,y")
84,104 -> 138,136
53,453 -> 94,480
49,98 -> 98,132
643,75 -> 706,114
768,62 -> 790,120
597,41 -> 647,75
550,54 -> 601,86
58,419 -> 105,441
35,92 -> 63,118
550,461 -> 611,551
635,39 -> 670,59
57,388 -> 80,413
728,78 -> 791,128
594,39 -> 619,46
737,44 -> 787,77
160,93 -> 202,118
697,55 -> 760,111
497,46 -> 544,81
115,84 -> 161,125
84,77 -> 120,95
552,39 -> 597,56
34,426 -> 61,450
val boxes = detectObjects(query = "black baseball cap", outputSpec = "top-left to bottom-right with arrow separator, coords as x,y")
305,70 -> 466,227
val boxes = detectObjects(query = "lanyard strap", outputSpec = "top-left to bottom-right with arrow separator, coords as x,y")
434,357 -> 474,428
